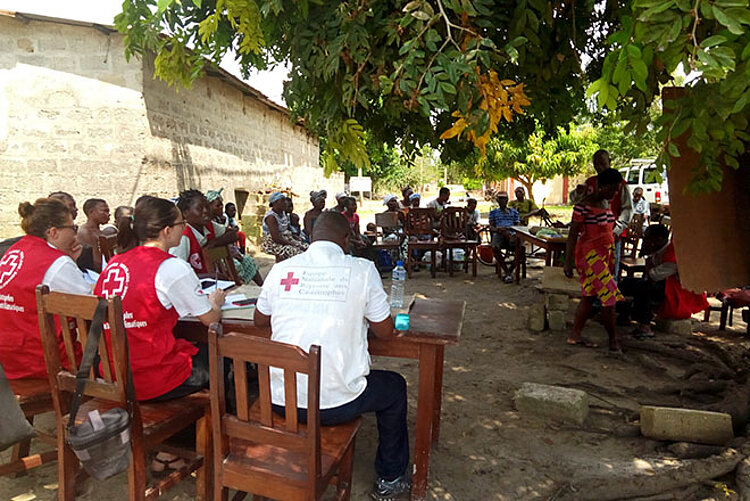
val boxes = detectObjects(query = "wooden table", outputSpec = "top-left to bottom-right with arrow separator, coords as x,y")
174,297 -> 464,501
512,225 -> 567,284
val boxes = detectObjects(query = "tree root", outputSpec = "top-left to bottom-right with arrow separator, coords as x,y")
558,448 -> 743,501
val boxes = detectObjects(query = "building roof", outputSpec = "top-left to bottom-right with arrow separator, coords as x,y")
0,9 -> 304,127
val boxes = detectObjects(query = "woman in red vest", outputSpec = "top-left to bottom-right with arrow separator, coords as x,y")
0,198 -> 90,379
95,196 -> 225,402
170,189 -> 263,285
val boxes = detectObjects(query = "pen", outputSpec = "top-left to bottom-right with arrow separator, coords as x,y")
214,268 -> 218,292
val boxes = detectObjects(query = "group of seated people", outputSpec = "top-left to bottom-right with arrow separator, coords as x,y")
0,188 -> 413,498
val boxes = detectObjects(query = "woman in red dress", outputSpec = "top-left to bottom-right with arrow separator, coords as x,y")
564,169 -> 626,353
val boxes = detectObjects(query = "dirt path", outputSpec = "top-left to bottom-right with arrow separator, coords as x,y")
2,256 -> 748,500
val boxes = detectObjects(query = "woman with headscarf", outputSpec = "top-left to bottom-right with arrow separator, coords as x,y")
262,192 -> 309,261
303,190 -> 327,241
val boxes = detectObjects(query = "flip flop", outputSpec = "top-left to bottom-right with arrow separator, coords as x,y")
566,338 -> 598,348
151,455 -> 187,478
630,328 -> 654,340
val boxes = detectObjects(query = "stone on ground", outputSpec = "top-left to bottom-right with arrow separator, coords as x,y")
546,293 -> 569,311
514,382 -> 589,425
547,310 -> 566,331
526,304 -> 546,332
654,318 -> 692,335
640,406 -> 733,445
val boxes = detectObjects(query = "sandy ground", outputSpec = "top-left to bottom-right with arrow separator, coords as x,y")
2,251 -> 748,501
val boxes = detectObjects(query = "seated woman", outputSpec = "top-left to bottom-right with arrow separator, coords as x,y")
95,196 -> 225,475
343,196 -> 376,261
303,190 -> 327,242
171,189 -> 263,286
262,192 -> 308,261
618,224 -> 708,338
0,198 -> 90,379
207,188 -> 247,255
564,168 -> 626,353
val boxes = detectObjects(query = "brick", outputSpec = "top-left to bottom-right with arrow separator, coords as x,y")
16,38 -> 35,52
514,383 -> 589,425
527,303 -> 546,332
655,318 -> 692,335
546,293 -> 569,311
640,406 -> 733,445
547,310 -> 566,331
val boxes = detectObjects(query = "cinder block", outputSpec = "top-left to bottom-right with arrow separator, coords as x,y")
655,318 -> 692,335
640,406 -> 733,445
546,293 -> 569,311
527,304 -> 546,332
548,310 -> 566,331
514,383 -> 589,425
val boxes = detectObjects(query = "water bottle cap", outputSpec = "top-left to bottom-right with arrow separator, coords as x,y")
396,261 -> 403,266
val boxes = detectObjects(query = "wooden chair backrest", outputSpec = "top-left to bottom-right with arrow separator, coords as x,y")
375,212 -> 400,230
405,208 -> 436,237
624,214 -> 645,239
208,323 -> 322,494
203,245 -> 242,286
98,233 -> 119,262
36,285 -> 130,408
440,207 -> 469,239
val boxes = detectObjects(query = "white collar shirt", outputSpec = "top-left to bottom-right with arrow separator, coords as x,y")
256,240 -> 391,409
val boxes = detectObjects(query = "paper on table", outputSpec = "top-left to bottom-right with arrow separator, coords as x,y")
200,279 -> 236,293
221,294 -> 257,311
83,269 -> 100,285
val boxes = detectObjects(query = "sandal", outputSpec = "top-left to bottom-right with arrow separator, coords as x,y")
566,337 -> 598,348
151,454 -> 187,478
629,328 -> 654,340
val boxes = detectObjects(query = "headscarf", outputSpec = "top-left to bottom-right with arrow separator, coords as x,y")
383,194 -> 398,205
335,191 -> 349,201
206,188 -> 223,203
269,192 -> 286,206
310,190 -> 327,202
409,193 -> 421,201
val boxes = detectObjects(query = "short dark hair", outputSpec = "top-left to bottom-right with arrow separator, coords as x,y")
467,198 -> 477,204
644,224 -> 670,241
439,187 -> 450,196
597,168 -> 623,187
593,149 -> 610,168
225,202 -> 236,210
114,205 -> 133,220
176,189 -> 205,212
83,198 -> 107,216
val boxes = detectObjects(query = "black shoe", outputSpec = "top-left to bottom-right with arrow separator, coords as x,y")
370,475 -> 411,500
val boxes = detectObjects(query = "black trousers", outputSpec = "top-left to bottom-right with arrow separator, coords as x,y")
617,278 -> 666,325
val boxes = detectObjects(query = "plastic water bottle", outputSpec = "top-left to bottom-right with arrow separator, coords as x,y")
390,261 -> 406,308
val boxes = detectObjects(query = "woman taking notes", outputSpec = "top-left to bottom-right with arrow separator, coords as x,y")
94,196 -> 225,402
0,198 -> 90,379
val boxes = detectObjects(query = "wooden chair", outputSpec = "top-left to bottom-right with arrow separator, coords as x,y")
98,233 -> 119,263
208,323 -> 361,501
618,214 -> 646,281
404,208 -> 439,278
439,207 -> 478,277
36,285 -> 211,501
0,379 -> 57,477
203,245 -> 242,286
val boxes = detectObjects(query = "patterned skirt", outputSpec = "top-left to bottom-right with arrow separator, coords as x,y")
261,232 -> 308,262
576,243 -> 624,307
233,254 -> 259,284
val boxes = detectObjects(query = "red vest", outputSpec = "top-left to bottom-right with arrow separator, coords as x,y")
0,235 -> 78,379
94,246 -> 197,401
182,224 -> 215,274
658,242 -> 709,319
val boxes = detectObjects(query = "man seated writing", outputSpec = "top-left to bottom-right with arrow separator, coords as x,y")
254,211 -> 410,500
489,191 -> 520,283
617,224 -> 708,338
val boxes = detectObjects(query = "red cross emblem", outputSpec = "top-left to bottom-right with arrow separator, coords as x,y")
100,263 -> 130,299
0,250 -> 24,290
280,271 -> 299,291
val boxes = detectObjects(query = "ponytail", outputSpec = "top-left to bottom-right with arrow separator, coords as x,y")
18,198 -> 70,238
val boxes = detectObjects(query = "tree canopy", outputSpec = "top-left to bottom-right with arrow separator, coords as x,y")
115,0 -> 749,192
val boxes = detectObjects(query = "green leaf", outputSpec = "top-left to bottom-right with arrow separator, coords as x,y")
700,35 -> 727,48
713,6 -> 745,33
439,82 -> 457,94
586,78 -> 603,99
668,142 -> 680,157
157,0 -> 173,13
728,7 -> 750,23
714,0 -> 749,6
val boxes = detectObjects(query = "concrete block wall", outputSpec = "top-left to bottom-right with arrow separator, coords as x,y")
0,15 -> 339,238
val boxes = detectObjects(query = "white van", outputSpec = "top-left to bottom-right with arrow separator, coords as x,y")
618,159 -> 669,205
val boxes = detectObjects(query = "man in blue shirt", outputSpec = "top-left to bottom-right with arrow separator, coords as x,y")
489,191 -> 521,282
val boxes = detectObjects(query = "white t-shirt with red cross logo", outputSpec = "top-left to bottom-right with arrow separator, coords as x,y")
256,240 -> 391,409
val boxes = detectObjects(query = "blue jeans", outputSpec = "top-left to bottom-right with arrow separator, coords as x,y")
273,370 -> 409,480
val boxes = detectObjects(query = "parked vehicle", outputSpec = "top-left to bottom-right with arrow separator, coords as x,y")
618,159 -> 669,205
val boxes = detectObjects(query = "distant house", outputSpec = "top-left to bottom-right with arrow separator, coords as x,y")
0,11 -> 342,239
